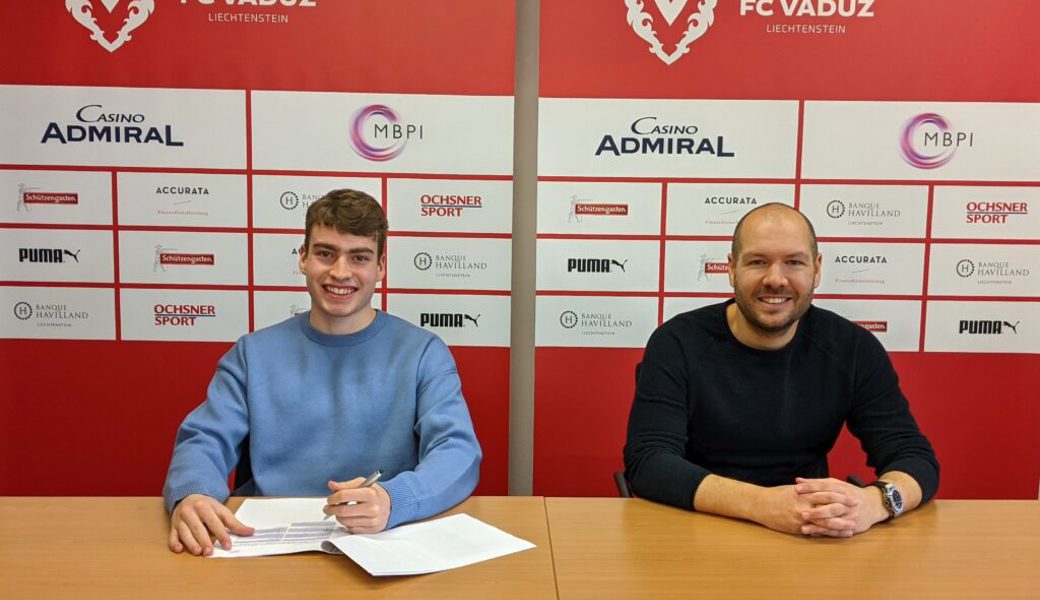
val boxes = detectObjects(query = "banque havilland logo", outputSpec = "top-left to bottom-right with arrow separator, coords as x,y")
898,113 -> 974,170
625,0 -> 718,66
349,105 -> 423,162
67,0 -> 155,53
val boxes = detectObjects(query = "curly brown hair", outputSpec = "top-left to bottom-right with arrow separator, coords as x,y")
303,189 -> 388,257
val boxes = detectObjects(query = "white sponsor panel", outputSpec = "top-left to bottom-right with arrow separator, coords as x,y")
662,296 -> 728,323
121,289 -> 248,342
253,290 -> 312,332
2,229 -> 113,283
253,233 -> 306,287
539,98 -> 798,178
817,243 -> 924,295
252,175 -> 382,230
0,169 -> 111,225
664,241 -> 733,293
386,294 -> 509,347
535,295 -> 657,349
1,286 -> 114,340
802,101 -> 1040,181
802,185 -> 928,238
0,85 -> 245,169
667,184 -> 794,235
931,186 -> 1040,240
537,239 -> 659,292
924,301 -> 1038,353
118,173 -> 247,227
389,179 -> 512,234
928,244 -> 1040,297
389,237 -> 511,291
812,299 -> 922,352
537,181 -> 661,235
252,92 -> 513,174
119,231 -> 248,285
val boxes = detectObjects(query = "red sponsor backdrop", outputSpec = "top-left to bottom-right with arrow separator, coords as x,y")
0,1 -> 514,496
534,1 -> 1040,498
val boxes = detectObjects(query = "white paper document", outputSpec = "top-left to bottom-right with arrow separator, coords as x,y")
209,498 -> 536,576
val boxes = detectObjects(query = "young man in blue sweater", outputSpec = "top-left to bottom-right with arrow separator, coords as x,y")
163,189 -> 482,556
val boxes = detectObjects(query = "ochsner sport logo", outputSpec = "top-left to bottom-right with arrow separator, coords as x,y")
67,0 -> 155,53
349,105 -> 423,162
898,113 -> 974,170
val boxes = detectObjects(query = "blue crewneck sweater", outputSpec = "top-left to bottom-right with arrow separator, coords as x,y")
162,310 -> 482,528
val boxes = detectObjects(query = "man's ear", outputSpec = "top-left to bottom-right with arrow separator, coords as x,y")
298,244 -> 308,273
727,253 -> 736,288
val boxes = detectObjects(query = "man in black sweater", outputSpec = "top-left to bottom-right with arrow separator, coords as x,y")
624,203 -> 938,537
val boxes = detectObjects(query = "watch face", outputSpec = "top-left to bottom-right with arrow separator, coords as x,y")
890,487 -> 904,513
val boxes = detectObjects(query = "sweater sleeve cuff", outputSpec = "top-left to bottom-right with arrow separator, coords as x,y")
163,483 -> 230,513
881,457 -> 940,503
381,478 -> 419,529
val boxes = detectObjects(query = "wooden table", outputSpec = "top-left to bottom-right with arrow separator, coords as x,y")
546,498 -> 1040,599
0,496 -> 557,600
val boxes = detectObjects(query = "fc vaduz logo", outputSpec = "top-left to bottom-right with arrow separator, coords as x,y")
625,0 -> 718,65
67,0 -> 155,53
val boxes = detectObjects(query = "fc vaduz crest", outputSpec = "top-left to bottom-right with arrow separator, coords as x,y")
625,0 -> 717,65
66,0 -> 155,53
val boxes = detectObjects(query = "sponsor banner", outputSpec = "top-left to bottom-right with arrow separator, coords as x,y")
119,231 -> 248,285
252,233 -> 306,288
389,237 -> 511,291
537,181 -> 661,235
802,101 -> 1040,181
386,294 -> 510,347
253,290 -> 313,332
928,244 -> 1040,297
931,186 -> 1040,240
535,295 -> 657,349
251,92 -> 513,174
1,286 -> 114,340
252,175 -> 382,230
813,299 -> 922,352
536,239 -> 659,292
666,183 -> 794,235
925,301 -> 1039,354
0,85 -> 246,169
1,229 -> 113,283
664,240 -> 733,293
662,296 -> 728,323
117,172 -> 247,227
120,288 -> 248,342
816,242 -> 924,295
0,169 -> 111,225
802,185 -> 929,238
388,179 -> 512,234
538,98 -> 799,178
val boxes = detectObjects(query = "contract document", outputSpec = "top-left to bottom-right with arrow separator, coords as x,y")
208,498 -> 535,576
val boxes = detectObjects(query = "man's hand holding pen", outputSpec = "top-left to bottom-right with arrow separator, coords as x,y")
323,470 -> 391,534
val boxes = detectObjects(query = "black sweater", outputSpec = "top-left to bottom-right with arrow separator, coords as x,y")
624,300 -> 939,510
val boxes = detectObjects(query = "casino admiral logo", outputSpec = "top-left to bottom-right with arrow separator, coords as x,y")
66,0 -> 155,53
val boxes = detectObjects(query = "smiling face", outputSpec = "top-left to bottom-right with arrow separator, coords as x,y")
299,225 -> 385,335
726,206 -> 822,350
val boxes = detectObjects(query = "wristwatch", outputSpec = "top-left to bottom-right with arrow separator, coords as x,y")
870,481 -> 904,521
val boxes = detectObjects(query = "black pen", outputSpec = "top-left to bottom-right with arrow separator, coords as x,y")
323,469 -> 382,520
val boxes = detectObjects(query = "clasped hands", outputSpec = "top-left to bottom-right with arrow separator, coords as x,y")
760,477 -> 888,538
169,476 -> 391,556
